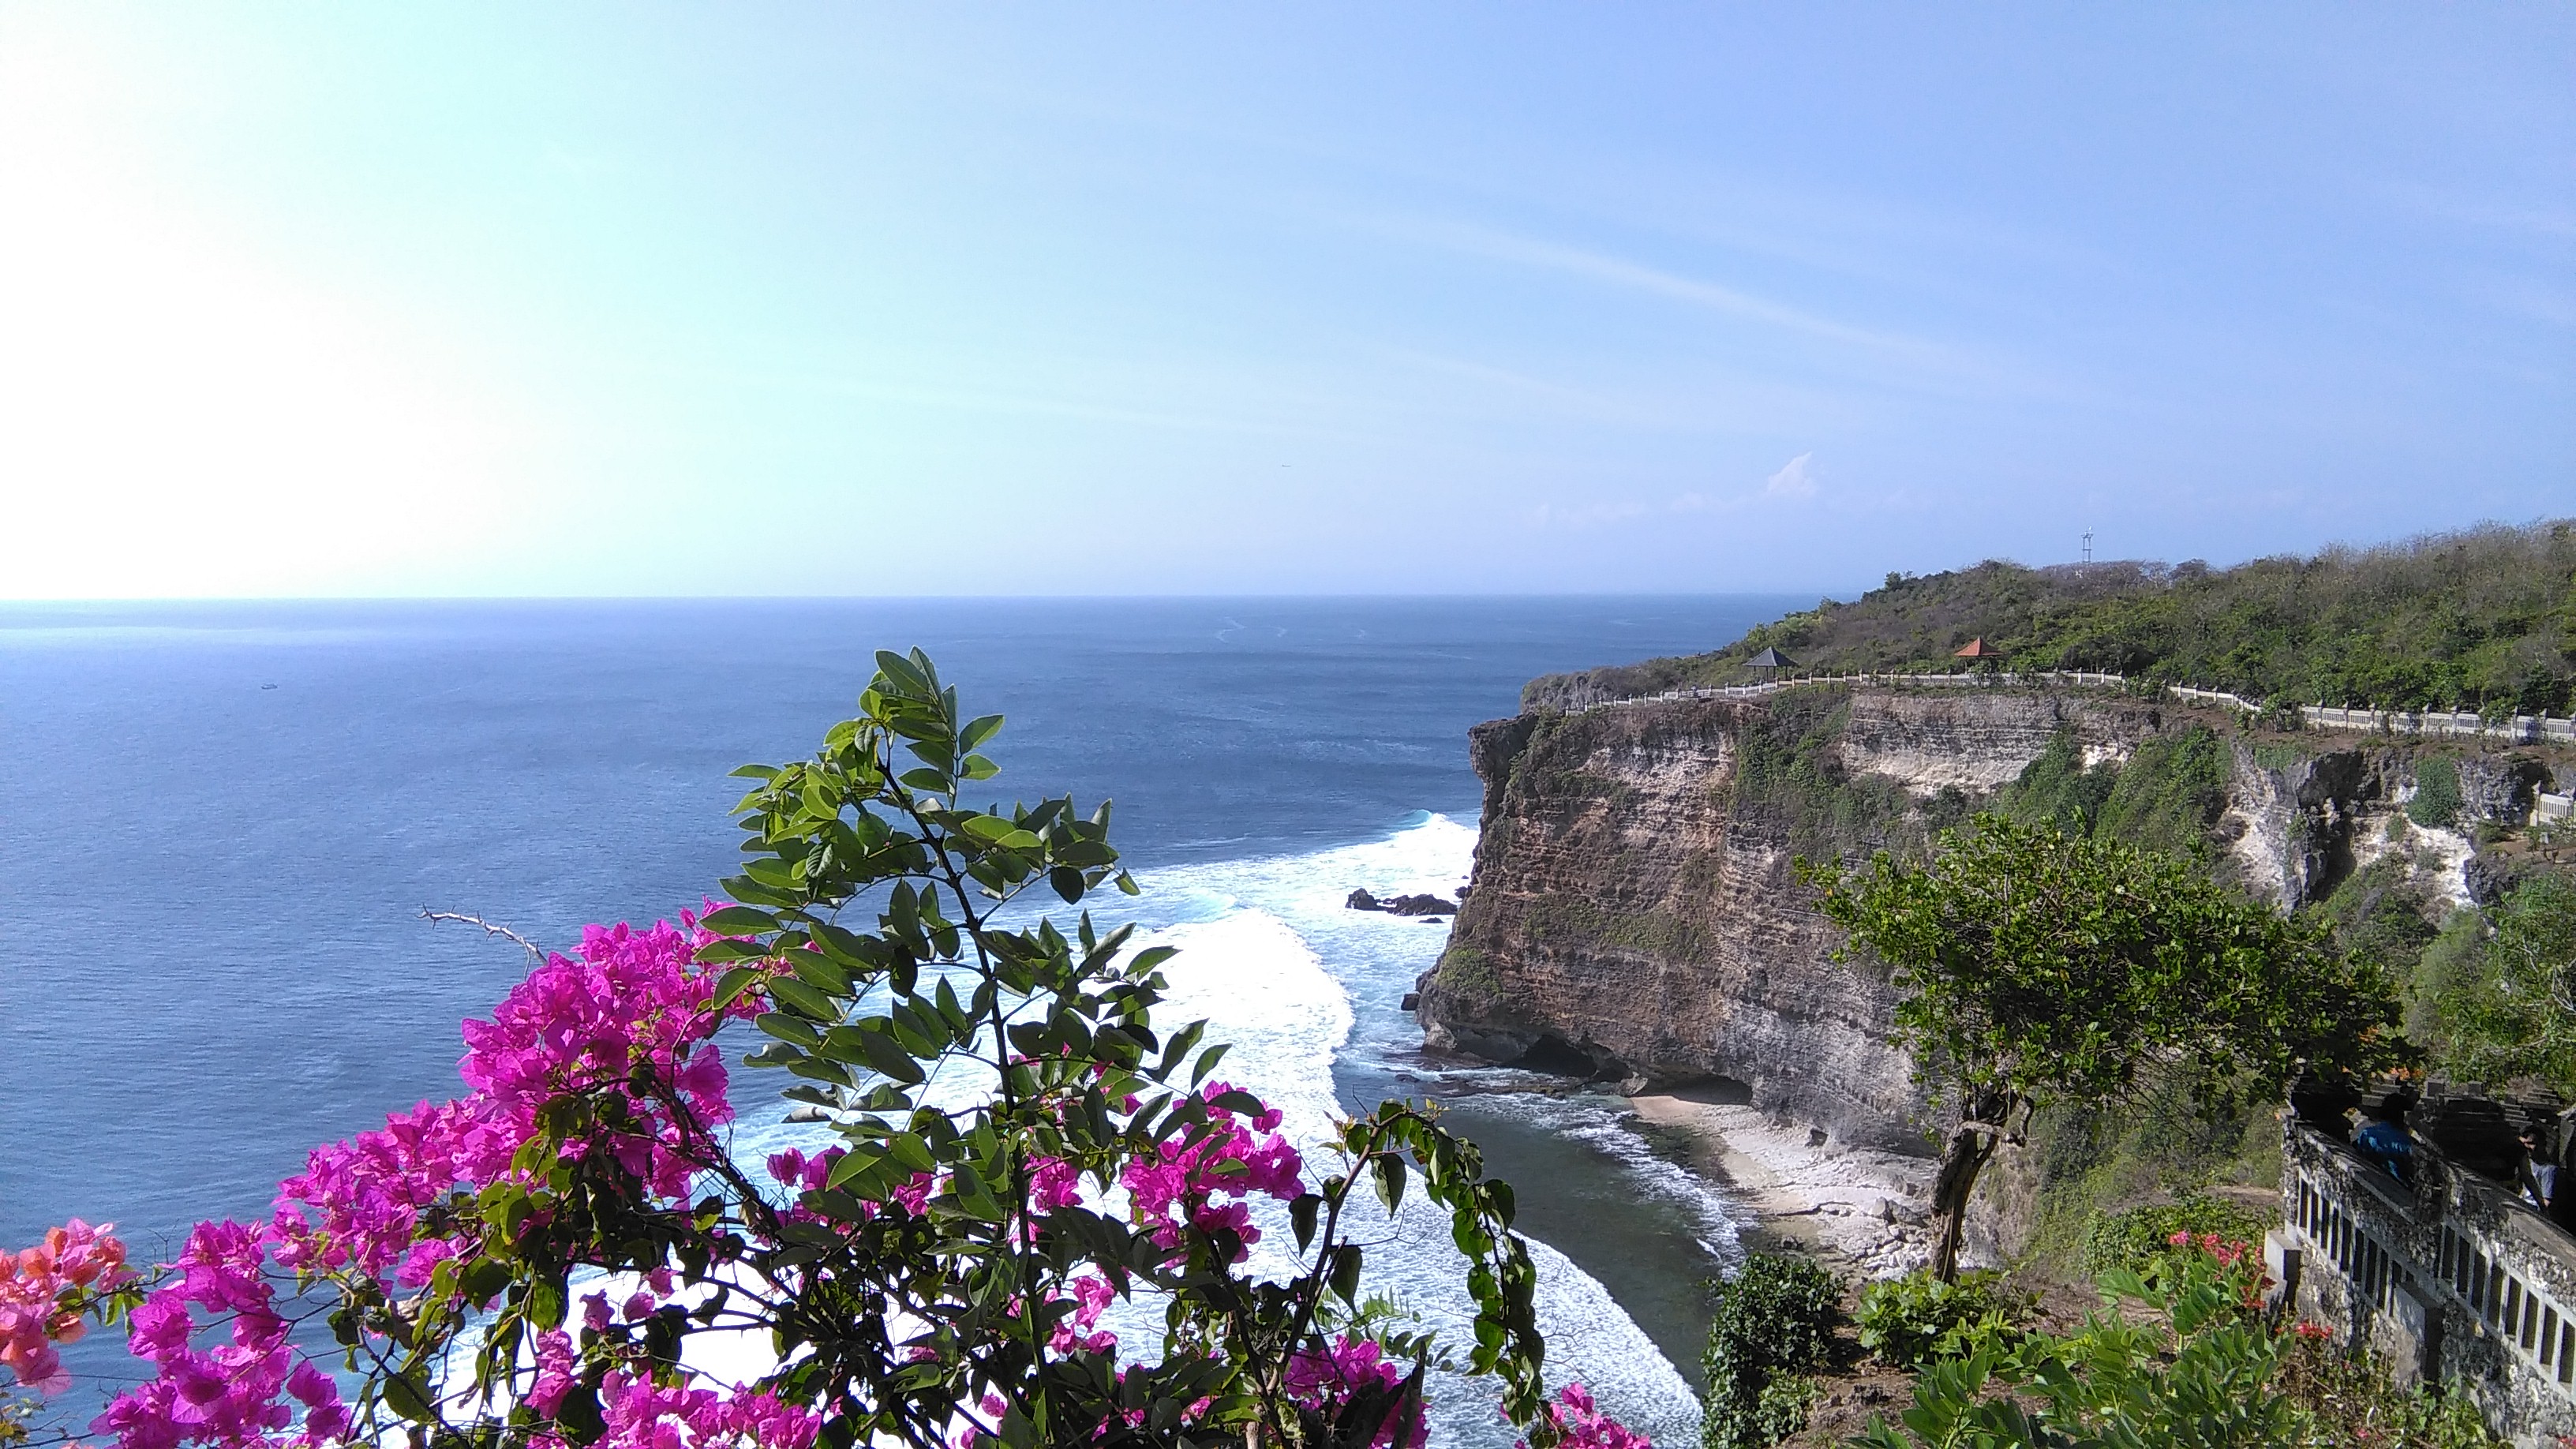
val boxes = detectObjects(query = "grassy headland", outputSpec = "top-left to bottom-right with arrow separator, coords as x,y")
1529,520 -> 2576,716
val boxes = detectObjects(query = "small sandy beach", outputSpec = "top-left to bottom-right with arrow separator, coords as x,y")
1627,1091 -> 1940,1278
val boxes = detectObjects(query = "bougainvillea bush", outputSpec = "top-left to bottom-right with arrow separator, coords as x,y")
6,650 -> 1630,1449
1852,1234 -> 2503,1449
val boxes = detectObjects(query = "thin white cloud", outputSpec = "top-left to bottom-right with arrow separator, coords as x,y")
2376,182 -> 2576,242
1765,452 -> 1818,499
1536,455 -> 1819,530
1346,215 -> 2061,402
1394,216 -> 1923,354
1527,499 -> 1649,529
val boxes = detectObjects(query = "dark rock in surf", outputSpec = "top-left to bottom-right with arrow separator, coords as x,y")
1346,889 -> 1459,916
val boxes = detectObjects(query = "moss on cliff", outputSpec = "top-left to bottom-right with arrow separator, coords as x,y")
1717,687 -> 1922,862
1432,945 -> 1501,1002
1522,894 -> 1711,960
1990,724 -> 2230,856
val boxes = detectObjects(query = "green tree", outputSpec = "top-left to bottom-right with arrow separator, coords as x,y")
1798,816 -> 2404,1280
2443,874 -> 2576,1094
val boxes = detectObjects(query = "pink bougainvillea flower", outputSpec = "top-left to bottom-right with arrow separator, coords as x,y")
1516,1382 -> 1649,1449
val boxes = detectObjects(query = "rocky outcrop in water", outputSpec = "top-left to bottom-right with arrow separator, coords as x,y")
1346,888 -> 1459,916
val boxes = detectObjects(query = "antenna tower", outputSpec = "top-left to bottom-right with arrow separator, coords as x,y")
2082,530 -> 2094,567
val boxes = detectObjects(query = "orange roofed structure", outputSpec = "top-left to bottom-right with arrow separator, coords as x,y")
1953,638 -> 2002,659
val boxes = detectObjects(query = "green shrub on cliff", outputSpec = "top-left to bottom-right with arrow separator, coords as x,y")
1854,1235 -> 2507,1449
2078,1194 -> 2272,1279
2090,728 -> 2231,855
1994,730 -> 2117,837
1531,520 -> 2576,716
1854,1270 -> 2033,1370
2408,755 -> 2465,828
2434,874 -> 2576,1094
1720,688 -> 1921,863
1702,1253 -> 1840,1449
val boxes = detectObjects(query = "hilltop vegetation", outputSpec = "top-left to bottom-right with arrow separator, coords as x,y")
1531,521 -> 2576,716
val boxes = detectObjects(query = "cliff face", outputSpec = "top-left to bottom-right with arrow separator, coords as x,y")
1420,687 -> 2158,1151
1417,684 -> 2556,1160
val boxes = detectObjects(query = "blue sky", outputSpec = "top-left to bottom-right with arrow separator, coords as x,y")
2,5 -> 2570,597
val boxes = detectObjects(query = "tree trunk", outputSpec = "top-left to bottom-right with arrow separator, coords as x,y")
1926,1124 -> 1998,1282
1927,1089 -> 2016,1282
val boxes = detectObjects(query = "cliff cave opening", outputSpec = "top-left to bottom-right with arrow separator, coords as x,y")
1508,1032 -> 1625,1080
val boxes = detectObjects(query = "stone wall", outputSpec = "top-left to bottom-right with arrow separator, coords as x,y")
2282,1121 -> 2576,1443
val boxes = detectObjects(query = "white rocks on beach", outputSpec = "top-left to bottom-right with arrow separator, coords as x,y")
1627,1092 -> 1938,1278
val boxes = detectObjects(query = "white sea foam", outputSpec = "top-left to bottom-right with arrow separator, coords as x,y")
1131,820 -> 1707,1447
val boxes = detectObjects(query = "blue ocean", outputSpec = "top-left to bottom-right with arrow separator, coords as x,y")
0,597 -> 1799,1445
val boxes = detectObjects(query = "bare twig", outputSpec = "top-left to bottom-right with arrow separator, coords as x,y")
418,910 -> 545,963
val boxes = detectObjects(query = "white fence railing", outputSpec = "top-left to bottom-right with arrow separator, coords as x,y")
1580,672 -> 2576,748
2305,705 -> 2576,745
1578,669 -> 2132,710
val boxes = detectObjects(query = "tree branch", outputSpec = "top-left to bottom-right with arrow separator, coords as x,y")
418,910 -> 545,963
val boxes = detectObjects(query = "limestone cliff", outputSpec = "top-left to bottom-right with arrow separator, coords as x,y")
1417,683 -> 2562,1166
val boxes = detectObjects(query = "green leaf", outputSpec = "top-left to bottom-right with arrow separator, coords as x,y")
1156,1020 -> 1207,1078
960,714 -> 1005,751
766,976 -> 839,1022
456,1254 -> 512,1305
826,1149 -> 889,1191
1329,1244 -> 1365,1306
701,905 -> 777,935
755,1013 -> 821,1050
791,953 -> 852,998
380,1369 -> 436,1425
874,650 -> 930,697
713,967 -> 766,1011
854,1028 -> 928,1085
1291,1193 -> 1322,1252
1191,1043 -> 1230,1086
812,922 -> 876,968
1373,1155 -> 1407,1215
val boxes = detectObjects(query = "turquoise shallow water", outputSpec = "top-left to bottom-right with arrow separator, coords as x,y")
0,596 -> 1795,1440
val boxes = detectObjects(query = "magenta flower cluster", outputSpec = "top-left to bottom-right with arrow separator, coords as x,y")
1521,1384 -> 1652,1449
1118,1082 -> 1303,1262
94,1222 -> 348,1449
1,1219 -> 136,1395
1282,1335 -> 1423,1449
583,1371 -> 822,1449
85,912 -> 789,1449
